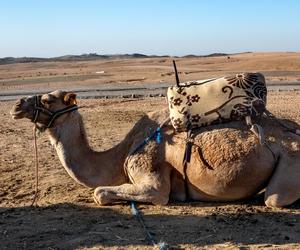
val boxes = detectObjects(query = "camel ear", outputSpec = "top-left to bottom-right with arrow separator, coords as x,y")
64,92 -> 77,105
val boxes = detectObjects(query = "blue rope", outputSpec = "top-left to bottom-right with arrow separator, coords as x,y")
131,126 -> 162,155
130,201 -> 168,250
129,121 -> 169,249
155,127 -> 161,144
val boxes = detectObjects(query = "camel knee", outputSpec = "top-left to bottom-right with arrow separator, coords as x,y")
93,188 -> 112,205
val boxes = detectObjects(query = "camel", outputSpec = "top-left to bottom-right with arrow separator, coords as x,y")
10,90 -> 300,208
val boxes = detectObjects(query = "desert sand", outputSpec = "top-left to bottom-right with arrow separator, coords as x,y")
1,52 -> 300,92
1,52 -> 300,249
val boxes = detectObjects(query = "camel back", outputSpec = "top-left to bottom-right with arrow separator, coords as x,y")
167,72 -> 267,131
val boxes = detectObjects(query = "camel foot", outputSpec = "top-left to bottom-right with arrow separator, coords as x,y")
265,198 -> 284,208
264,194 -> 292,208
93,188 -> 113,206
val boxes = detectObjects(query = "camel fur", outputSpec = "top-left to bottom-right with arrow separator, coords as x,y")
10,90 -> 300,207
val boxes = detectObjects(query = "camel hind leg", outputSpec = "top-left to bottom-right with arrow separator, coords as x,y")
265,153 -> 300,207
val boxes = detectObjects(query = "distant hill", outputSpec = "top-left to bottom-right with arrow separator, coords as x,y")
182,53 -> 229,58
0,52 -> 237,65
0,53 -> 152,65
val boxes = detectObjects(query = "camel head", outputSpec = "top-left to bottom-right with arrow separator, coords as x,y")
10,90 -> 78,130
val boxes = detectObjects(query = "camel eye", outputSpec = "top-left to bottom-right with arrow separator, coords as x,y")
41,98 -> 53,105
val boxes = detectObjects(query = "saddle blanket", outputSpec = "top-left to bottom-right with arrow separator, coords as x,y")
167,72 -> 267,131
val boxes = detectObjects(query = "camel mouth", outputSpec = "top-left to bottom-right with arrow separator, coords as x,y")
10,107 -> 25,119
10,97 -> 35,120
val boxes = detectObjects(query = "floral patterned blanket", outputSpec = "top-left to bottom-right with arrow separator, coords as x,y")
167,73 -> 267,131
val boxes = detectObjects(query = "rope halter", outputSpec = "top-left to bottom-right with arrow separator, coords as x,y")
31,95 -> 79,129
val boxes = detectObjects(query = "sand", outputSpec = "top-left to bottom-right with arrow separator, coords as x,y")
1,52 -> 300,249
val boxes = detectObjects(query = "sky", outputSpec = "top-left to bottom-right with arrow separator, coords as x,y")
1,0 -> 300,57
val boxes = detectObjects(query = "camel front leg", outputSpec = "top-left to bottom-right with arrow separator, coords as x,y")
93,140 -> 172,205
93,181 -> 170,205
265,154 -> 300,207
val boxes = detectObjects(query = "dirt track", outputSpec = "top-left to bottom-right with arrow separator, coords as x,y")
1,92 -> 300,249
2,80 -> 300,102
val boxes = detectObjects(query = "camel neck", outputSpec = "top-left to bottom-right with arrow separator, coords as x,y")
47,112 -> 128,188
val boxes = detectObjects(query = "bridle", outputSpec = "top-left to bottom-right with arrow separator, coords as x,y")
31,95 -> 79,129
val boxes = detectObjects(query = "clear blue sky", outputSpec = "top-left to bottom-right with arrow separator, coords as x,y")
1,0 -> 299,57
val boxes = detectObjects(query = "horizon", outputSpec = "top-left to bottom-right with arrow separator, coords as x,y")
2,51 -> 300,60
1,0 -> 300,57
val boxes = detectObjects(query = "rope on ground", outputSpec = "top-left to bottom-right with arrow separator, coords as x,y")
31,125 -> 39,206
130,201 -> 168,250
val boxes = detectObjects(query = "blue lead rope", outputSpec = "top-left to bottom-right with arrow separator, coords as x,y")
155,127 -> 161,144
128,118 -> 170,249
130,201 -> 168,250
131,126 -> 162,155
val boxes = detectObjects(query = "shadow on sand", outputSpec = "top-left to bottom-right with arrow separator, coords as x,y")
1,197 -> 299,249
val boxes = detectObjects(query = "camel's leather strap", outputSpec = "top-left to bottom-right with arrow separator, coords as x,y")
182,130 -> 193,200
32,95 -> 78,129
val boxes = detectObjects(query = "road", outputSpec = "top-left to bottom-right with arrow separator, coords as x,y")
1,81 -> 300,101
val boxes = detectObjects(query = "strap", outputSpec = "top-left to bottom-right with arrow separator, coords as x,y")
245,116 -> 277,161
183,130 -> 193,164
32,94 -> 79,129
250,123 -> 265,145
245,116 -> 265,145
182,129 -> 193,201
46,105 -> 78,128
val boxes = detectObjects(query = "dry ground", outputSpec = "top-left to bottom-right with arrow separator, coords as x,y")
1,52 -> 300,94
1,53 -> 300,249
1,92 -> 300,249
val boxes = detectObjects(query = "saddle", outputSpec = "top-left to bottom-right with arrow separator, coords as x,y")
167,62 -> 267,131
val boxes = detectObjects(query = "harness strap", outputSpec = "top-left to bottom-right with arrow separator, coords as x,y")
251,123 -> 277,161
32,95 -> 78,129
250,124 -> 265,145
45,105 -> 79,128
182,129 -> 193,200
